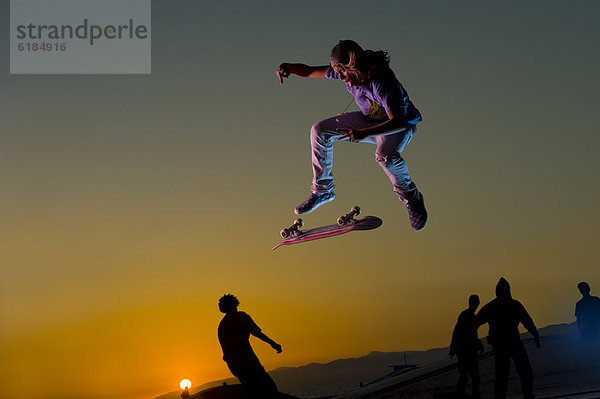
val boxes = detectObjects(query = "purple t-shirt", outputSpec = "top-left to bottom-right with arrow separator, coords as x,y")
326,65 -> 422,125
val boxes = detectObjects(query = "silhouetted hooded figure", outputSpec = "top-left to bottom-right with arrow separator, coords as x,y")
575,282 -> 600,340
476,278 -> 540,399
450,294 -> 484,398
217,294 -> 282,399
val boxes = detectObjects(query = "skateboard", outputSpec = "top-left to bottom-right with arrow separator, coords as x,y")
272,206 -> 382,250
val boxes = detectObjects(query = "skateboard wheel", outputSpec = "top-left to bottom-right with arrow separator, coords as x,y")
352,206 -> 361,215
337,216 -> 346,226
281,228 -> 290,238
294,218 -> 304,228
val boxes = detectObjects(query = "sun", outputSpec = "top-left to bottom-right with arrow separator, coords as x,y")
180,379 -> 192,390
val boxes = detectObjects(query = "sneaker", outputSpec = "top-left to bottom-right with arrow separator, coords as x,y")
406,192 -> 427,232
294,192 -> 335,215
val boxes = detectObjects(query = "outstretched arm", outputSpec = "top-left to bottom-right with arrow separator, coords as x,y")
276,63 -> 329,84
252,331 -> 283,353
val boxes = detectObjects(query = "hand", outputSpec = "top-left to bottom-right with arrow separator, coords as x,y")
534,336 -> 541,349
271,342 -> 282,353
448,349 -> 455,358
336,128 -> 367,142
276,63 -> 290,85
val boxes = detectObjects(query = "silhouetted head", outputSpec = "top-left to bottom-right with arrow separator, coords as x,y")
496,277 -> 511,299
218,294 -> 239,314
468,294 -> 480,310
578,282 -> 591,296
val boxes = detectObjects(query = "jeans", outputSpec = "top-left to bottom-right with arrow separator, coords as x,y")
309,111 -> 419,204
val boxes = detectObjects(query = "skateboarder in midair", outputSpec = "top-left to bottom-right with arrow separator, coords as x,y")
449,294 -> 484,399
476,278 -> 540,399
217,294 -> 282,399
575,282 -> 600,341
276,40 -> 427,231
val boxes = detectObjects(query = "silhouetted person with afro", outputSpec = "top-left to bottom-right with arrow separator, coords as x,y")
575,282 -> 600,341
476,278 -> 540,399
450,294 -> 484,398
217,294 -> 282,399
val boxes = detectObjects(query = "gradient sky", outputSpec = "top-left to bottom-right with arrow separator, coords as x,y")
1,1 -> 599,398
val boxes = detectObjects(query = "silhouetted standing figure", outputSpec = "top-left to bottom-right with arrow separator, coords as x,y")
217,294 -> 282,399
575,282 -> 600,341
180,387 -> 189,398
450,294 -> 484,398
476,278 -> 540,399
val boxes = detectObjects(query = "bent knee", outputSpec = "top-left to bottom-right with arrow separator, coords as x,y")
311,121 -> 339,144
375,152 -> 402,164
311,121 -> 327,136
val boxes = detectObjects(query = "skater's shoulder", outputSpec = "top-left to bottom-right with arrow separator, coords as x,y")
368,67 -> 399,87
234,311 -> 252,320
221,310 -> 251,322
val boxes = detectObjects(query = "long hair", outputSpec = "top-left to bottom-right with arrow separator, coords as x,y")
331,41 -> 391,85
347,50 -> 390,84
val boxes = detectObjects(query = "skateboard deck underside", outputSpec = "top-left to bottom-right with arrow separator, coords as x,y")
273,216 -> 382,250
